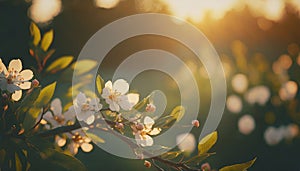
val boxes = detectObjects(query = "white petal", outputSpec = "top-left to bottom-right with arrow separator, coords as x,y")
20,69 -> 33,80
149,128 -> 161,135
118,95 -> 131,110
113,79 -> 129,95
81,143 -> 93,152
55,135 -> 66,147
101,87 -> 111,99
127,93 -> 139,107
75,92 -> 87,105
68,142 -> 79,155
143,135 -> 154,146
51,98 -> 62,116
104,80 -> 113,89
144,116 -> 155,129
12,90 -> 22,101
18,81 -> 31,90
109,101 -> 120,112
76,111 -> 92,121
0,59 -> 8,74
9,59 -> 22,72
64,109 -> 76,123
84,115 -> 95,125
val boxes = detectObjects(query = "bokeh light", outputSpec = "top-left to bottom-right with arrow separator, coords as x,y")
28,0 -> 62,23
279,81 -> 298,101
94,0 -> 120,9
226,95 -> 242,113
231,73 -> 248,93
238,114 -> 255,135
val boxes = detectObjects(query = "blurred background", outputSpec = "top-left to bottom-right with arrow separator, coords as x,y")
1,0 -> 300,170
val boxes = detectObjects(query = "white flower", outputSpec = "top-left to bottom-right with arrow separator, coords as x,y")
71,92 -> 102,125
101,79 -> 139,112
145,103 -> 156,113
0,59 -> 33,101
42,98 -> 75,129
67,129 -> 93,155
134,116 -> 161,147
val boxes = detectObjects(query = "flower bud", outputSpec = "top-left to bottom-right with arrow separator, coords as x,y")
144,160 -> 151,168
136,123 -> 144,131
116,122 -> 124,129
192,120 -> 200,128
145,103 -> 156,113
31,79 -> 39,88
201,162 -> 211,171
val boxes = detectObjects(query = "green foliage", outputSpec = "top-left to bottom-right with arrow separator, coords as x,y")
219,158 -> 257,171
22,82 -> 56,132
198,131 -> 218,155
96,75 -> 104,95
30,23 -> 41,46
41,30 -> 54,52
46,56 -> 74,73
170,106 -> 185,122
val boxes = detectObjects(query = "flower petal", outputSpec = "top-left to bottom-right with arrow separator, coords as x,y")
105,80 -> 113,89
12,90 -> 22,101
0,59 -> 8,74
118,95 -> 131,110
109,101 -> 120,112
55,135 -> 66,147
51,98 -> 62,116
9,59 -> 22,72
81,143 -> 93,152
149,128 -> 161,135
75,92 -> 87,105
101,87 -> 111,99
127,93 -> 139,107
144,116 -> 155,129
113,79 -> 129,95
18,81 -> 32,90
83,115 -> 95,125
20,69 -> 33,80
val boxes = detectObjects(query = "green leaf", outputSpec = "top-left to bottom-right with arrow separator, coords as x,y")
96,75 -> 104,94
41,30 -> 53,51
219,158 -> 257,171
44,149 -> 87,171
133,95 -> 150,110
72,60 -> 97,76
85,132 -> 105,144
183,153 -> 215,165
46,56 -> 74,73
35,82 -> 56,108
170,106 -> 185,122
22,82 -> 56,131
16,87 -> 41,121
160,151 -> 182,160
30,22 -> 41,46
198,131 -> 217,155
15,153 -> 22,171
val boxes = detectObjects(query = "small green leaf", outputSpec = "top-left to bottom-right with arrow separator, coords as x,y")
15,153 -> 22,171
198,131 -> 218,155
96,75 -> 104,94
170,106 -> 185,122
161,151 -> 182,160
35,82 -> 56,108
72,60 -> 97,76
41,30 -> 53,51
219,157 -> 257,171
184,153 -> 215,165
85,132 -> 105,144
133,95 -> 150,110
22,82 -> 56,131
30,22 -> 41,46
46,56 -> 74,73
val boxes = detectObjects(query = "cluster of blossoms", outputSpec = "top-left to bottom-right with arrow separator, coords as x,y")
0,59 -> 34,101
